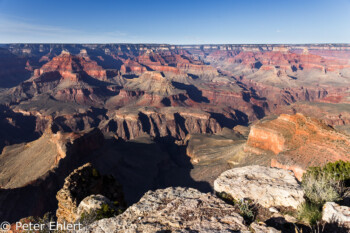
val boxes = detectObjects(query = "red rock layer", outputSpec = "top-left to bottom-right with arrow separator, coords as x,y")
246,113 -> 350,180
208,50 -> 350,72
34,52 -> 107,81
119,50 -> 217,75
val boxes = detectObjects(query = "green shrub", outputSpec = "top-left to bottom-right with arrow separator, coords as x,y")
302,171 -> 343,204
302,161 -> 349,205
216,192 -> 256,223
304,161 -> 350,185
297,202 -> 322,226
237,199 -> 255,222
96,203 -> 116,219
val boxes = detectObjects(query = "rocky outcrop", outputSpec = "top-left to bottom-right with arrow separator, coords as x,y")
322,202 -> 350,226
77,194 -> 114,217
214,165 -> 305,209
78,187 -> 249,232
245,113 -> 350,180
56,163 -> 124,223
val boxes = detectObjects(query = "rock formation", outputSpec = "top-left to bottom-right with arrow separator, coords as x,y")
77,194 -> 114,217
34,50 -> 107,81
245,113 -> 350,179
78,187 -> 250,232
56,163 -> 124,223
214,165 -> 305,209
322,202 -> 350,226
101,107 -> 223,140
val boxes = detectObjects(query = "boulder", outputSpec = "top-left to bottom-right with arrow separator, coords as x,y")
77,194 -> 113,216
322,202 -> 350,225
214,165 -> 304,209
78,187 -> 250,232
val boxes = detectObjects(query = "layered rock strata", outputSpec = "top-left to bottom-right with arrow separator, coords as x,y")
245,113 -> 350,179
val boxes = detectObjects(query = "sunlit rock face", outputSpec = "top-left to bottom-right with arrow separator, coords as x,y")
78,187 -> 249,233
245,113 -> 350,180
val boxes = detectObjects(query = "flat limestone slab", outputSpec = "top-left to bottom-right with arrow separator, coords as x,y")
214,165 -> 305,209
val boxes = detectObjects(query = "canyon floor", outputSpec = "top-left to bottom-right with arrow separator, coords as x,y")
0,43 -> 350,232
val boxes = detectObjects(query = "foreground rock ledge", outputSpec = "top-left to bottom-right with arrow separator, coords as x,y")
214,165 -> 305,209
78,187 -> 250,233
323,202 -> 350,226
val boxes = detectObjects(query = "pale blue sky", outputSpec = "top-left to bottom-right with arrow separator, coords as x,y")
0,0 -> 349,44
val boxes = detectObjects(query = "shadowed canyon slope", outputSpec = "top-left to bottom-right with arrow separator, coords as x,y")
1,43 -> 350,223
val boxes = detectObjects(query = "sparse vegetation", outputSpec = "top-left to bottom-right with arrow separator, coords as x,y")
237,199 -> 256,222
297,161 -> 350,227
297,202 -> 322,226
79,203 -> 125,227
304,161 -> 350,186
216,192 -> 256,223
301,161 -> 350,206
302,171 -> 343,205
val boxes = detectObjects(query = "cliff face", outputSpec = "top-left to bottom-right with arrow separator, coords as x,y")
245,114 -> 350,179
100,107 -> 229,140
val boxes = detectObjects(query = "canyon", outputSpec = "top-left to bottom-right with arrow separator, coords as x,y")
0,43 -> 350,231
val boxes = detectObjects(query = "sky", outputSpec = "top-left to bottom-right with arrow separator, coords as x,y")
0,0 -> 349,44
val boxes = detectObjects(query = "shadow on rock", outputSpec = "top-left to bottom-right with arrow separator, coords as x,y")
90,137 -> 212,205
0,105 -> 40,153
